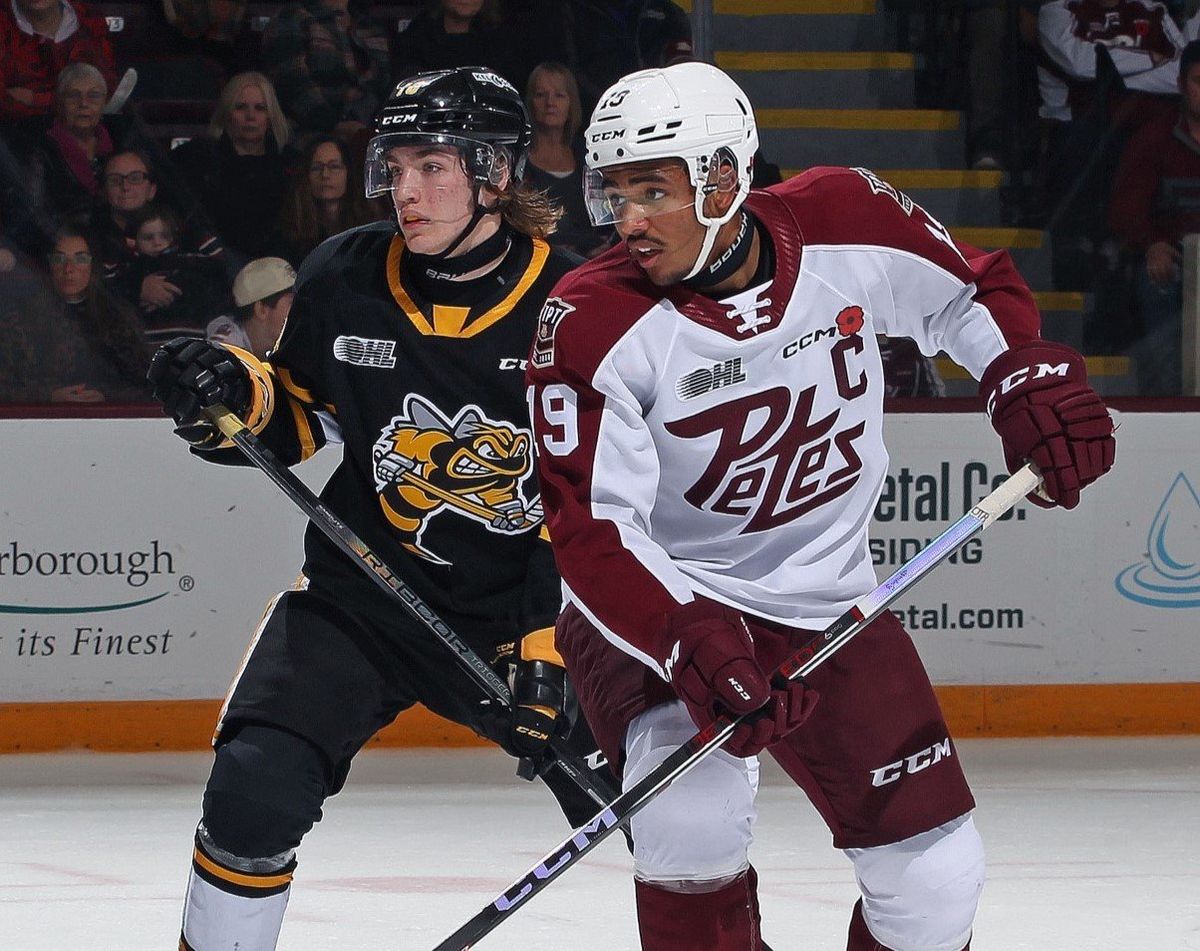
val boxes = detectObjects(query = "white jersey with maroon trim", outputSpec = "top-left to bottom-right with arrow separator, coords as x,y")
527,166 -> 1041,677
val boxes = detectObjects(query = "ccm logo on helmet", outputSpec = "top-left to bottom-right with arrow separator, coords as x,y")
590,129 -> 625,143
870,738 -> 953,787
380,113 -> 418,125
985,361 -> 1071,414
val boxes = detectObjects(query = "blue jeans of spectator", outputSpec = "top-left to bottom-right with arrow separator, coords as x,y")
1131,264 -> 1182,395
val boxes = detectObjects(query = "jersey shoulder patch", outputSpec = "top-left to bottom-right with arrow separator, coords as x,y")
530,247 -> 659,380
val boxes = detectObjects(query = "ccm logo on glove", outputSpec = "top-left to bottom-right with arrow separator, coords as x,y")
984,360 -> 1070,415
980,340 -> 1115,510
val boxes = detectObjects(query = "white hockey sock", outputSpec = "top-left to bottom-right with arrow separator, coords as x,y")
179,836 -> 295,951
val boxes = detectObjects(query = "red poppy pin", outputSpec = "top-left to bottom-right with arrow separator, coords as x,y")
836,305 -> 865,336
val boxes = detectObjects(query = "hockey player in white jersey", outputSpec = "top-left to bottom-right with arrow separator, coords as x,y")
526,62 -> 1116,950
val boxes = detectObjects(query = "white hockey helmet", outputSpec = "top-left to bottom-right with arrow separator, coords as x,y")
583,62 -> 759,279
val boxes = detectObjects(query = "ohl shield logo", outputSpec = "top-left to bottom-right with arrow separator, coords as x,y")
372,394 -> 540,563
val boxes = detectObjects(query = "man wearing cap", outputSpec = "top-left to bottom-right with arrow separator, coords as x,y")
206,257 -> 296,358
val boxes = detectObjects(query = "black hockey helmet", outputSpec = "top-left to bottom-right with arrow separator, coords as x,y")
364,66 -> 532,198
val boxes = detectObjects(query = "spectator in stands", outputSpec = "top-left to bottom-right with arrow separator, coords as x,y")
0,0 -> 117,124
879,337 -> 947,397
206,255 -> 296,357
522,61 -> 607,258
391,1 -> 519,89
262,0 -> 390,140
29,62 -> 114,219
163,0 -> 251,69
123,202 -> 228,343
90,149 -> 228,313
278,134 -> 376,265
1038,0 -> 1185,123
171,72 -> 297,262
0,205 -> 41,296
1107,39 -> 1200,394
0,223 -> 150,403
959,0 -> 1009,170
565,0 -> 693,114
1037,0 -> 1186,290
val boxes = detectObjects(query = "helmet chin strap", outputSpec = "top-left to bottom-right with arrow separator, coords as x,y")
682,175 -> 744,281
427,202 -> 497,262
683,218 -> 725,282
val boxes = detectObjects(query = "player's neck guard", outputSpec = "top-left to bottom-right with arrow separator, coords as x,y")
682,211 -> 754,291
404,222 -> 513,290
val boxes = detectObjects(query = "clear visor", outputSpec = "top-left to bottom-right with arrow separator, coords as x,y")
583,166 -> 698,227
364,132 -> 501,199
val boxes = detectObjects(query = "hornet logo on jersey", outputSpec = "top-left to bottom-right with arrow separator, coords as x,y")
372,394 -> 540,563
531,297 -> 574,368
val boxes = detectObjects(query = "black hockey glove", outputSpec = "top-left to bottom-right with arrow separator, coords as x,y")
147,337 -> 252,447
480,628 -> 572,771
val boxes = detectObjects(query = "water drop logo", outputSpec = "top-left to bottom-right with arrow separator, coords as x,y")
1115,473 -> 1200,608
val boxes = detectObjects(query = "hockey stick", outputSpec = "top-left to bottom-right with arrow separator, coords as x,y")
203,404 -> 618,809
433,462 -> 1043,951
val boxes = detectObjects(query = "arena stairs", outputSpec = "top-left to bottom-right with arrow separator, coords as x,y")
686,0 -> 1136,396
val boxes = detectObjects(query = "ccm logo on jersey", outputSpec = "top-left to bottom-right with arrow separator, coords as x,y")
531,297 -> 575,368
782,306 -> 867,358
676,357 -> 747,400
869,737 -> 953,787
985,360 -> 1071,414
334,335 -> 397,368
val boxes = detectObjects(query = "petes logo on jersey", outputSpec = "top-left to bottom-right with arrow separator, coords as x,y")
676,357 -> 747,400
531,297 -> 574,368
334,335 -> 397,369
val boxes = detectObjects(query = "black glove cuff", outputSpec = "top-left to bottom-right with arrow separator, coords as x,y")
514,659 -> 566,713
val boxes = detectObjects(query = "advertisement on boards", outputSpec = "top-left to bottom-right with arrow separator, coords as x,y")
0,412 -> 1197,702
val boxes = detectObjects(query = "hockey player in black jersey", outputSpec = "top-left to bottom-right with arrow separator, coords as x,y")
146,67 -> 613,951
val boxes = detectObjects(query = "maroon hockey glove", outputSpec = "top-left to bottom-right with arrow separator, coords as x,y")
660,599 -> 817,758
981,341 -> 1115,510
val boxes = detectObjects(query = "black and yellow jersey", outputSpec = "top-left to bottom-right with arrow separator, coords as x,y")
203,221 -> 574,644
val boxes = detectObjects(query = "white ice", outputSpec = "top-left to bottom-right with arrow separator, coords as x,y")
1,738 -> 1198,950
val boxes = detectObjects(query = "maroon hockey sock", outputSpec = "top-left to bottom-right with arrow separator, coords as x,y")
846,898 -> 971,951
635,866 -> 763,950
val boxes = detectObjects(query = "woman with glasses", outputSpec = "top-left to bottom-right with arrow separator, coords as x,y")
172,72 -> 299,262
23,62 -> 155,225
278,134 -> 378,266
0,224 -> 151,403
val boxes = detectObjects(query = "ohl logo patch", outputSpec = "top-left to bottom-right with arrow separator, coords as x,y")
372,394 -> 540,563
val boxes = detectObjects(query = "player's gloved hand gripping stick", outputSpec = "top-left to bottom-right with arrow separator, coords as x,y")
202,403 -> 618,810
433,463 -> 1044,951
